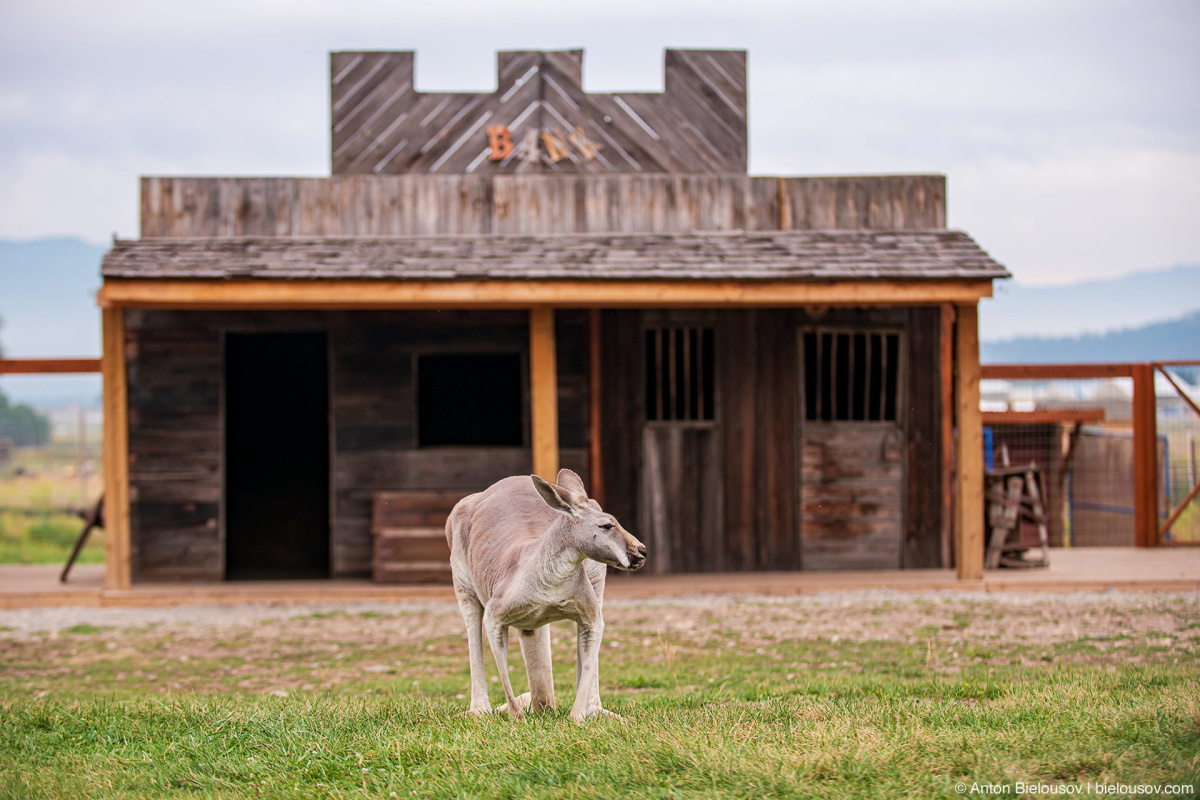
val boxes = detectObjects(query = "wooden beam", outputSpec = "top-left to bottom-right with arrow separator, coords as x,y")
0,358 -> 101,374
97,278 -> 995,310
981,363 -> 1135,380
982,408 -> 1105,425
955,302 -> 984,580
1131,363 -> 1159,547
940,304 -> 955,569
530,307 -> 559,482
587,309 -> 604,504
100,308 -> 132,591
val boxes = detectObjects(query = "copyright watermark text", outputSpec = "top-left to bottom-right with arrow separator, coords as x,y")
954,782 -> 1195,796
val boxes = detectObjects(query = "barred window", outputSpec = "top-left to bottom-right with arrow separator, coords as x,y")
645,327 -> 715,422
803,330 -> 900,422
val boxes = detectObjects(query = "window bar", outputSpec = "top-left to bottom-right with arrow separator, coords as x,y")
847,332 -> 857,421
683,327 -> 692,421
654,328 -> 664,422
879,333 -> 889,422
815,332 -> 825,421
865,333 -> 875,421
830,332 -> 839,422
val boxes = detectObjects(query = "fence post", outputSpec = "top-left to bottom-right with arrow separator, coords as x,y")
1131,363 -> 1158,547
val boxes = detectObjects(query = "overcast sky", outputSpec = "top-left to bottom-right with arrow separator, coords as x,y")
1,0 -> 1198,286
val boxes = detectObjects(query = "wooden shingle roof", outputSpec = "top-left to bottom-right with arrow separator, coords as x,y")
102,229 -> 1007,282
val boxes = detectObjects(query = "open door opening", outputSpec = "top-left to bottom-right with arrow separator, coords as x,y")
225,331 -> 330,580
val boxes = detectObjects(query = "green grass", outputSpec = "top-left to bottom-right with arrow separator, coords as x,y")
0,443 -> 104,565
1,611 -> 1197,799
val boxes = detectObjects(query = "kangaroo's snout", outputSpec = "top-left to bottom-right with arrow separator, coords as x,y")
626,538 -> 647,570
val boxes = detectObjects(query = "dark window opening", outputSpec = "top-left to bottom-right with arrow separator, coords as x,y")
418,353 -> 523,446
644,327 -> 715,422
803,330 -> 900,423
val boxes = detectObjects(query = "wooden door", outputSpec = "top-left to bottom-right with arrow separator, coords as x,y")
799,328 -> 905,570
638,318 -> 724,573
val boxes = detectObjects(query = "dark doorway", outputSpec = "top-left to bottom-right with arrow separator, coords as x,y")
225,332 -> 330,580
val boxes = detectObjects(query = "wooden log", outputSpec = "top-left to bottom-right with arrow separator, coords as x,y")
981,363 -> 1135,380
587,309 -> 604,504
530,307 -> 559,481
940,304 -> 955,569
0,358 -> 101,374
955,302 -> 984,580
101,308 -> 132,590
99,279 -> 996,310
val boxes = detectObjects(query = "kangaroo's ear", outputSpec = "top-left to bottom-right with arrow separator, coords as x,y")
555,468 -> 587,498
531,475 -> 577,516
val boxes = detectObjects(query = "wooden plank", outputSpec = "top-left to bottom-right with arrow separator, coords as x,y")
940,304 -> 955,569
99,279 -> 996,310
981,363 -> 1135,380
138,175 -> 952,237
530,307 -> 559,481
1131,363 -> 1158,547
905,308 -> 942,568
954,302 -> 984,580
101,308 -> 132,591
0,358 -> 101,374
587,309 -> 604,504
982,409 -> 1106,425
722,311 -> 757,569
756,310 -> 798,570
598,311 -> 642,531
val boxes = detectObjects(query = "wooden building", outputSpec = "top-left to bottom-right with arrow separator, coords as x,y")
97,49 -> 1006,589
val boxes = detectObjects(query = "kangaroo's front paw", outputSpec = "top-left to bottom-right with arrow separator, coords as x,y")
496,691 -> 531,720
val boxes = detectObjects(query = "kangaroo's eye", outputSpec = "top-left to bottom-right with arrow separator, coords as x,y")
599,523 -> 615,530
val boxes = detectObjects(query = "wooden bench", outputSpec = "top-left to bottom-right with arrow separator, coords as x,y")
371,490 -> 468,584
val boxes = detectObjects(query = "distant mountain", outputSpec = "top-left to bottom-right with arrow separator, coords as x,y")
981,264 -> 1200,340
981,310 -> 1200,364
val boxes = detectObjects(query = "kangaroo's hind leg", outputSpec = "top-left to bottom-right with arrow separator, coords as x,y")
454,583 -> 492,715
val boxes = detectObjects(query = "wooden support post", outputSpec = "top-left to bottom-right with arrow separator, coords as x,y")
1132,363 -> 1158,547
940,303 -> 955,569
529,307 -> 559,482
101,307 -> 132,590
587,309 -> 604,504
954,302 -> 984,580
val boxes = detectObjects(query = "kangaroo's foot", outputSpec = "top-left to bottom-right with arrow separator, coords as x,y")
495,691 -> 532,716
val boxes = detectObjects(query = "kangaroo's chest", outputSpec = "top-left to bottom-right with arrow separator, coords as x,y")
494,576 -> 595,630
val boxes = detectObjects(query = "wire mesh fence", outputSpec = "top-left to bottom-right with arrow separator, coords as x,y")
0,373 -> 105,565
981,366 -> 1200,546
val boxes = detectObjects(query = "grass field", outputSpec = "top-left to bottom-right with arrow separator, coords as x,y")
0,443 -> 104,565
1,592 -> 1198,798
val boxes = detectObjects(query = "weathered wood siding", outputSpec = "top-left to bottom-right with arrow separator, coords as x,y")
124,310 -> 587,582
599,306 -> 945,573
125,311 -> 223,582
904,307 -> 944,567
139,175 -> 945,238
329,50 -> 747,175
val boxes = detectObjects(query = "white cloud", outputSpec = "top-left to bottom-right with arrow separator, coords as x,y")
0,151 -> 137,242
952,146 -> 1200,284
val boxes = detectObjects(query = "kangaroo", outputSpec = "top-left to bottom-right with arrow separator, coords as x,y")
445,468 -> 646,722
